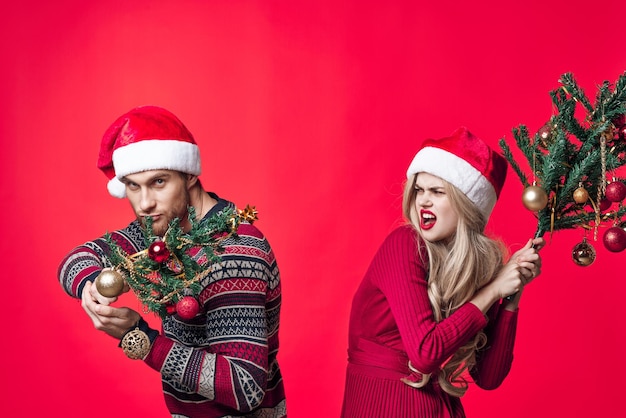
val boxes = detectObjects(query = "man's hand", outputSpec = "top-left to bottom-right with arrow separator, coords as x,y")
81,281 -> 141,339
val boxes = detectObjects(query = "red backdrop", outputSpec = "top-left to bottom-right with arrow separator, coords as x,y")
2,1 -> 625,417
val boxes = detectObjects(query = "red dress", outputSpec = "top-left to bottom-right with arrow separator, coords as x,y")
341,226 -> 518,418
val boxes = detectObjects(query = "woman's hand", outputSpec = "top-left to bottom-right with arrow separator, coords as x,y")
501,237 -> 544,309
516,237 -> 544,287
470,237 -> 544,313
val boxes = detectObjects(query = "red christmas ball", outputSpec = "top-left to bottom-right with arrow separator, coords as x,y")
148,241 -> 171,263
603,227 -> 626,253
605,181 -> 626,203
176,296 -> 200,320
598,198 -> 611,212
165,304 -> 177,315
586,198 -> 612,213
613,114 -> 626,130
611,114 -> 626,141
571,239 -> 596,266
537,123 -> 554,146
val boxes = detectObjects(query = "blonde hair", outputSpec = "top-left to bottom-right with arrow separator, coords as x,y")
401,173 -> 506,397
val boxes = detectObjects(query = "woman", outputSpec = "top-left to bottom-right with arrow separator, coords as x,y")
341,127 -> 544,417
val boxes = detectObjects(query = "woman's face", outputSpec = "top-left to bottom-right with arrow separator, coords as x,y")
413,172 -> 459,243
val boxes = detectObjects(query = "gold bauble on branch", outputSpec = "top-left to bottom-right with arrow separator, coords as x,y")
522,185 -> 548,211
573,186 -> 589,204
95,268 -> 126,297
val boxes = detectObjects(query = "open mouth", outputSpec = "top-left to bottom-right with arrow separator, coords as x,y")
420,210 -> 436,230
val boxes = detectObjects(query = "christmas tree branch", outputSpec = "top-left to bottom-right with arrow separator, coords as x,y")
558,72 -> 594,112
498,138 -> 530,188
500,71 -> 626,257
100,204 -> 258,318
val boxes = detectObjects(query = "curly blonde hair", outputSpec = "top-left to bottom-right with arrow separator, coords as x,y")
401,173 -> 506,397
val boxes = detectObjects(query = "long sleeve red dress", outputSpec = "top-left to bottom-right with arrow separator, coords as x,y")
341,225 -> 518,418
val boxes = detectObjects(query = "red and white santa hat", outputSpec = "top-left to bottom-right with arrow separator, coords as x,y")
97,106 -> 201,198
406,126 -> 508,220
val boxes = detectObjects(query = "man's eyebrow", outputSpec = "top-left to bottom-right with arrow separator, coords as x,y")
146,172 -> 172,181
122,171 -> 172,184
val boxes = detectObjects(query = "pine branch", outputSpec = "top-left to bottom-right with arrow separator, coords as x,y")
498,138 -> 529,188
499,71 -> 626,250
562,152 -> 601,198
596,75 -> 626,120
558,72 -> 594,112
101,204 -> 258,318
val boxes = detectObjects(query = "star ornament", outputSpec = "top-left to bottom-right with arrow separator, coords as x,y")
238,205 -> 258,224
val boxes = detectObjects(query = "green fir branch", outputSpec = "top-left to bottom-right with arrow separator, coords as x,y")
597,76 -> 626,120
498,138 -> 529,188
558,72 -> 594,112
102,205 -> 248,318
499,71 -> 626,243
539,130 -> 568,192
562,152 -> 601,195
553,96 -> 588,142
592,81 -> 612,122
512,125 -> 537,168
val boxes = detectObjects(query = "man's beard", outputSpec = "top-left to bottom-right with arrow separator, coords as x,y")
138,192 -> 190,237
145,214 -> 181,237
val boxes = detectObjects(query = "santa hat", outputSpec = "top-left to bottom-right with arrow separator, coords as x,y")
406,126 -> 508,220
97,106 -> 201,198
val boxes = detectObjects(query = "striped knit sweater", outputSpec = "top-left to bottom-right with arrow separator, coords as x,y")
342,225 -> 518,418
58,195 -> 286,418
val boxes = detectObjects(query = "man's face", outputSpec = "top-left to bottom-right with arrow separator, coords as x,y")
122,170 -> 191,236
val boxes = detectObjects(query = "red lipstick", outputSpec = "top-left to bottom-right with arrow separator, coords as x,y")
420,210 -> 436,230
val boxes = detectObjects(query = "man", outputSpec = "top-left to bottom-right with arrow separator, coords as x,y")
57,106 -> 287,417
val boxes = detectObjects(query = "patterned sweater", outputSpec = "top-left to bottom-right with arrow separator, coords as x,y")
58,195 -> 286,418
342,225 -> 518,417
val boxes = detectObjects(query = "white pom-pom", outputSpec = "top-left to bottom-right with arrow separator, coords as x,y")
107,177 -> 126,198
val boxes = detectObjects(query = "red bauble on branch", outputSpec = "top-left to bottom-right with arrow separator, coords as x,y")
588,198 -> 612,212
613,114 -> 626,141
585,197 -> 613,213
176,296 -> 200,320
603,227 -> 626,252
148,240 -> 171,263
605,181 -> 626,203
572,239 -> 596,266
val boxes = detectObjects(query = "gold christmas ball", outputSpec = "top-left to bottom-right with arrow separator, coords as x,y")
522,185 -> 548,211
573,187 -> 589,204
95,268 -> 125,297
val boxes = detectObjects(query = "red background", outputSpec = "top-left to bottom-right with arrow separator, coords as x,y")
2,1 -> 625,417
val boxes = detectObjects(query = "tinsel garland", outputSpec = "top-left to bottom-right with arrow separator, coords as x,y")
104,204 -> 258,318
